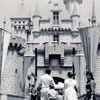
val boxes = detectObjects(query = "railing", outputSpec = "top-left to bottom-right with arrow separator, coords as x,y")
78,94 -> 100,100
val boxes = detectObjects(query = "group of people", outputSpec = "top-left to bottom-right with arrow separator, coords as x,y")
27,68 -> 96,100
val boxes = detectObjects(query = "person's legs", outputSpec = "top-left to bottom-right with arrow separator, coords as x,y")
31,95 -> 36,100
93,94 -> 96,100
87,92 -> 91,100
84,93 -> 91,100
41,88 -> 49,100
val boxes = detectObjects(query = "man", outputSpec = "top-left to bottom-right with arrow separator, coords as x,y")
38,68 -> 55,100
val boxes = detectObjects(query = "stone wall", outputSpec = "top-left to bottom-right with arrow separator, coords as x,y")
0,51 -> 23,96
94,53 -> 100,94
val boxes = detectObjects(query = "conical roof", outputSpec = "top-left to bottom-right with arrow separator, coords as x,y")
12,2 -> 29,18
92,0 -> 96,22
34,5 -> 40,16
71,2 -> 79,17
33,0 -> 41,17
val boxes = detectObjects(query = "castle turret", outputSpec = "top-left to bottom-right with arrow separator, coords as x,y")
70,2 -> 80,34
32,0 -> 41,33
1,36 -> 25,100
10,0 -> 30,41
91,0 -> 96,26
49,0 -> 62,28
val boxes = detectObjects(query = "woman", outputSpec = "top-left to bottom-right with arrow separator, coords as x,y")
84,71 -> 96,100
64,72 -> 78,100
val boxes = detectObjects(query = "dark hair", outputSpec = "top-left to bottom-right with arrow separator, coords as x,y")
67,72 -> 73,78
86,71 -> 94,80
45,68 -> 51,74
58,89 -> 63,95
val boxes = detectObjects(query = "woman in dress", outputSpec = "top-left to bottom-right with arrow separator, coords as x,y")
64,72 -> 78,100
84,71 -> 96,100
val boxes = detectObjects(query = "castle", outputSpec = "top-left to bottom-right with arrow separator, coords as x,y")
0,0 -> 100,100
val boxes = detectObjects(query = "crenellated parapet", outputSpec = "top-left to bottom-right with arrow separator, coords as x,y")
8,36 -> 25,56
40,28 -> 71,34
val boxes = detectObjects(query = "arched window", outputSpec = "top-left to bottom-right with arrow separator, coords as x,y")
18,26 -> 21,30
14,26 -> 17,30
23,26 -> 25,29
19,21 -> 21,24
15,69 -> 18,74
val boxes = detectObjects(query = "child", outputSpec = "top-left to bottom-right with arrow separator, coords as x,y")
47,83 -> 58,100
57,89 -> 63,100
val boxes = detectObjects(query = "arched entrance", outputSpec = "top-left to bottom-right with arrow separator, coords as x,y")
53,77 -> 64,84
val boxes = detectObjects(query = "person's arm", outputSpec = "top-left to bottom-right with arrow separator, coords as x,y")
51,77 -> 56,88
38,78 -> 42,90
75,81 -> 79,92
91,80 -> 96,94
55,92 -> 58,100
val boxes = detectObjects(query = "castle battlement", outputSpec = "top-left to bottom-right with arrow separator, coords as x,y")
40,28 -> 71,34
9,36 -> 25,48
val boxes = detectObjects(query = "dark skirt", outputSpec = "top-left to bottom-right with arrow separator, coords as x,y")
84,92 -> 96,100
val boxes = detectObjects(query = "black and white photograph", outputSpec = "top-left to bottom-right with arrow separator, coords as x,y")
0,0 -> 100,100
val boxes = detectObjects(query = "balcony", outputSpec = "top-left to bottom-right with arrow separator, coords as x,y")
44,42 -> 72,65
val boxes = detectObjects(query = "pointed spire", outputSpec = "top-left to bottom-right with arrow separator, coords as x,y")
3,16 -> 6,29
91,0 -> 96,26
88,11 -> 91,26
71,1 -> 79,18
12,0 -> 29,18
33,0 -> 41,17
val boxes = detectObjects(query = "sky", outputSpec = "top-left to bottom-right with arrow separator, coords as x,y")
0,0 -> 100,31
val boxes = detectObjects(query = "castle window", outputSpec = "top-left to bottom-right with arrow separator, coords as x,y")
19,21 -> 21,24
1,43 -> 3,51
23,21 -> 25,23
23,26 -> 25,29
53,35 -> 59,42
15,21 -> 16,23
53,11 -> 59,25
15,69 -> 18,74
14,26 -> 17,30
18,26 -> 21,30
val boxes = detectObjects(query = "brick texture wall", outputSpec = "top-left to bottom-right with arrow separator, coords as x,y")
0,51 -> 23,96
94,53 -> 100,94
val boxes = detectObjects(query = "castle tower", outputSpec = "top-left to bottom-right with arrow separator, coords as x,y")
70,1 -> 80,36
49,0 -> 62,28
0,36 -> 25,100
10,0 -> 30,41
32,0 -> 41,33
91,0 -> 96,26
23,1 -> 39,94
